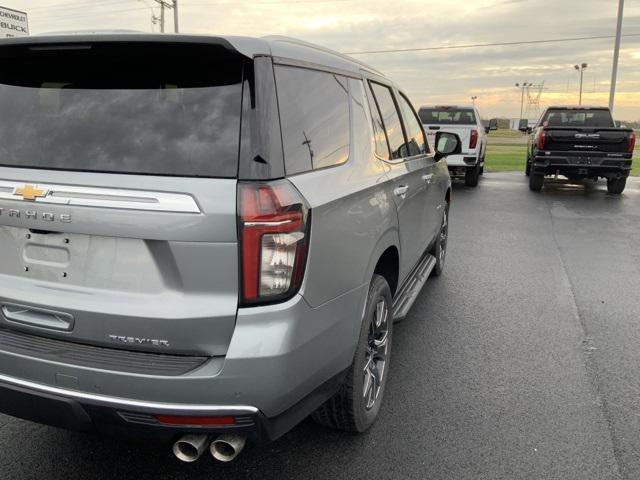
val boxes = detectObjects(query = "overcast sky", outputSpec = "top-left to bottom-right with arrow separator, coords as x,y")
9,0 -> 640,120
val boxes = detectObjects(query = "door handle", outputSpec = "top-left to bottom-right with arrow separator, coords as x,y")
393,185 -> 409,197
422,174 -> 434,184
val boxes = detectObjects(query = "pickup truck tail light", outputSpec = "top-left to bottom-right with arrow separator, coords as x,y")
469,129 -> 478,149
238,181 -> 310,306
628,131 -> 637,154
536,129 -> 547,150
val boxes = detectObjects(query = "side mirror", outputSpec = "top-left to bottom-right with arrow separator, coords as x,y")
434,131 -> 461,161
518,119 -> 529,132
489,118 -> 498,131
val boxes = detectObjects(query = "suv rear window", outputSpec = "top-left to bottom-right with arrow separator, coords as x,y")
541,109 -> 615,128
0,42 -> 244,177
419,108 -> 476,125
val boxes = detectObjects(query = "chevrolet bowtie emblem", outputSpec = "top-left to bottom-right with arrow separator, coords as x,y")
14,184 -> 48,201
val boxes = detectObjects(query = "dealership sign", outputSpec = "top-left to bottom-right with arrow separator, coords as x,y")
0,6 -> 28,37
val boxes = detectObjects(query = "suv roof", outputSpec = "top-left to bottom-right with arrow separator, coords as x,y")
545,106 -> 611,111
420,105 -> 475,110
0,32 -> 384,79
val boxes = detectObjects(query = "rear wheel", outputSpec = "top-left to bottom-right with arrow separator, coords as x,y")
465,165 -> 480,187
431,204 -> 449,277
607,177 -> 626,195
529,172 -> 544,191
525,156 -> 531,176
312,274 -> 393,432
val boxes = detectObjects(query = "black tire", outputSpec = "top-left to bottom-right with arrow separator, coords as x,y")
312,275 -> 393,432
529,172 -> 544,191
465,165 -> 480,187
607,177 -> 626,195
430,203 -> 449,277
525,156 -> 531,176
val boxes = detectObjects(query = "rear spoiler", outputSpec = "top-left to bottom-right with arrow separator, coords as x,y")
0,33 -> 270,59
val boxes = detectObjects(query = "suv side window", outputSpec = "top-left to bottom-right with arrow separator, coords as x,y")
397,93 -> 428,156
365,81 -> 391,160
275,65 -> 350,175
369,82 -> 406,160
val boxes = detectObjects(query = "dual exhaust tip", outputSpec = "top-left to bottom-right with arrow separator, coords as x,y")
173,433 -> 246,463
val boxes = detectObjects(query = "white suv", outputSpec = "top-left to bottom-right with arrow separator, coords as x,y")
419,105 -> 488,187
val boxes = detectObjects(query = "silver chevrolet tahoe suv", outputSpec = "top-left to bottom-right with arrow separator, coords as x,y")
0,33 -> 460,463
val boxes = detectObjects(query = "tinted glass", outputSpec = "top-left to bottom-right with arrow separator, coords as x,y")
370,82 -> 406,159
0,43 -> 243,177
365,82 -> 391,159
398,93 -> 427,156
349,78 -> 376,164
275,66 -> 350,174
541,109 -> 615,128
419,108 -> 477,125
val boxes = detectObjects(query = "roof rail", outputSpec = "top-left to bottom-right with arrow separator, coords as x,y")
262,35 -> 384,77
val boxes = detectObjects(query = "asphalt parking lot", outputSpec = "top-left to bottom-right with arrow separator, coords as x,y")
2,172 -> 639,480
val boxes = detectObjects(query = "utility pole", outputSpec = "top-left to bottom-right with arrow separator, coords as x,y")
173,0 -> 179,33
153,0 -> 177,33
609,0 -> 624,112
574,63 -> 588,105
515,82 -> 531,123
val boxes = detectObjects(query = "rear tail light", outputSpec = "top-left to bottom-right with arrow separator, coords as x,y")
469,129 -> 478,149
238,181 -> 310,306
536,129 -> 546,150
628,131 -> 636,154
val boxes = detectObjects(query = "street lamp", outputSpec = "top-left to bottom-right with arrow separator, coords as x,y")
471,96 -> 477,107
515,82 -> 532,123
574,63 -> 588,105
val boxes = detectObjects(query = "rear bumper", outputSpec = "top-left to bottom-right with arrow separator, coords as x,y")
446,153 -> 480,168
0,368 -> 346,444
532,154 -> 632,178
0,285 -> 367,443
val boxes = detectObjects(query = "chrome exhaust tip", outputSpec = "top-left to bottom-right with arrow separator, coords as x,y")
210,434 -> 246,462
172,433 -> 210,463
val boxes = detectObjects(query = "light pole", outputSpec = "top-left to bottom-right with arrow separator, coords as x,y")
574,63 -> 588,105
471,96 -> 477,107
609,0 -> 624,111
515,82 -> 532,123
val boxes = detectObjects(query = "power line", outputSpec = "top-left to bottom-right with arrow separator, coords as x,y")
30,0 -> 350,22
30,6 -> 151,22
344,33 -> 640,55
28,0 -> 133,11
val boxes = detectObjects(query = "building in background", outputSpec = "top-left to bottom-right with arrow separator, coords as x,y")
0,6 -> 28,37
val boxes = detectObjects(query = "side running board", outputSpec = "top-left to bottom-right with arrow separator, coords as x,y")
392,254 -> 437,322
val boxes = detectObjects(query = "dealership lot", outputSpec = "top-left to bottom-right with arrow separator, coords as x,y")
1,172 -> 639,480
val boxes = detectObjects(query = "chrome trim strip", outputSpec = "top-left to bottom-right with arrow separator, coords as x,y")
0,180 -> 201,213
244,220 -> 292,227
0,373 -> 259,414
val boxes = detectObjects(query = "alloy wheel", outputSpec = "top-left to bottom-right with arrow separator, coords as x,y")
363,298 -> 389,410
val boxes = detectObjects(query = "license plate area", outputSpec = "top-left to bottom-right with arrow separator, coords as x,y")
0,226 -> 164,292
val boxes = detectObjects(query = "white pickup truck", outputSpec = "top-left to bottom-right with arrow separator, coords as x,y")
419,105 -> 489,187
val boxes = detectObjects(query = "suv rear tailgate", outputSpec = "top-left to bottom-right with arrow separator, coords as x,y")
0,170 -> 238,356
0,39 -> 248,357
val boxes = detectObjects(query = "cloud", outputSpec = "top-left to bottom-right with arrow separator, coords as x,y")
14,0 -> 640,119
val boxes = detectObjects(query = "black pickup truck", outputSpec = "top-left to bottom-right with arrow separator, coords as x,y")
524,106 -> 636,194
